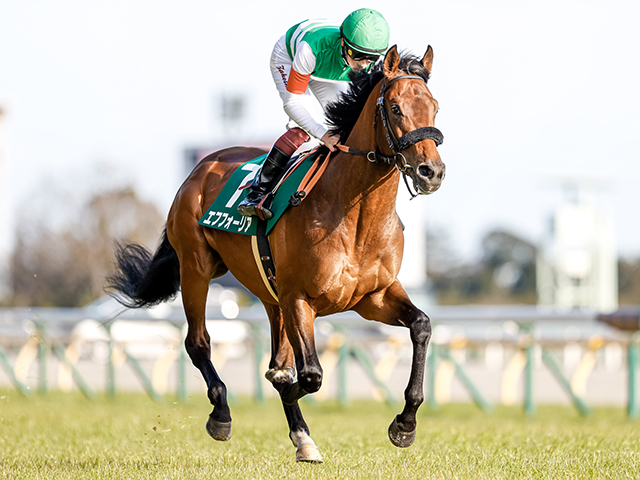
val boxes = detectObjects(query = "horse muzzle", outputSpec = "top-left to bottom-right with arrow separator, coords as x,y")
414,160 -> 445,195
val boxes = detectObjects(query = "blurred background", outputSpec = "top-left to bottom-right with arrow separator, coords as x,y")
1,1 -> 639,410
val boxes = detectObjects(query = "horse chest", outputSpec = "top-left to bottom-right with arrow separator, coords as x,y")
274,213 -> 402,303
298,240 -> 398,303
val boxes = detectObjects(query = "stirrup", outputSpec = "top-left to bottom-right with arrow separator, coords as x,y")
237,194 -> 273,220
237,202 -> 259,217
258,205 -> 273,220
255,195 -> 273,220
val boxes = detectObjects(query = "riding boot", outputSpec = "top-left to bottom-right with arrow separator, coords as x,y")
237,127 -> 310,219
237,147 -> 290,219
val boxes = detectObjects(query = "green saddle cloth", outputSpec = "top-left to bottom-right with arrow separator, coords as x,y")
198,149 -> 319,236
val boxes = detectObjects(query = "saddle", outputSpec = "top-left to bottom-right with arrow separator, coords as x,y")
198,146 -> 330,237
243,146 -> 330,222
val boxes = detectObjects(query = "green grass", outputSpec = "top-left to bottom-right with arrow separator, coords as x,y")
0,389 -> 638,479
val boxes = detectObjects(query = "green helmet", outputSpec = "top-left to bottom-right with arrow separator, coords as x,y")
340,8 -> 390,60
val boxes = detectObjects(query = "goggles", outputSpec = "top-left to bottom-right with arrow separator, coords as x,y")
346,48 -> 380,63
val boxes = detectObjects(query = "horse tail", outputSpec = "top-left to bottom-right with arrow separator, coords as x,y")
105,227 -> 181,309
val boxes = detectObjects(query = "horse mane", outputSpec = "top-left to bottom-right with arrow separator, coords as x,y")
325,53 -> 431,143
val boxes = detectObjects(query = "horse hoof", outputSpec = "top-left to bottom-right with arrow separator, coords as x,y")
265,366 -> 295,384
388,415 -> 416,448
296,444 -> 323,464
206,417 -> 232,441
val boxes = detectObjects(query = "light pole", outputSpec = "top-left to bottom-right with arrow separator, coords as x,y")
0,105 -> 13,302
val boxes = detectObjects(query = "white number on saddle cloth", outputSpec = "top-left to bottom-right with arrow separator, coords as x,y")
225,163 -> 261,208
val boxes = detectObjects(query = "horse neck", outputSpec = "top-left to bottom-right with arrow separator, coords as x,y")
321,86 -> 400,217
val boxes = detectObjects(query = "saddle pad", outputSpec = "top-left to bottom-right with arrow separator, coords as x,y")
198,151 -> 319,236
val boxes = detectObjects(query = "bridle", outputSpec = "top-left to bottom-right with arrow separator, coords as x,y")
337,74 -> 444,198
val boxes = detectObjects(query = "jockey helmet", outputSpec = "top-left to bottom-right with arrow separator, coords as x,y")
340,9 -> 390,62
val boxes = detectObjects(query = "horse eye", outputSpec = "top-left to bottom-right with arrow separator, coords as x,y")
391,104 -> 402,116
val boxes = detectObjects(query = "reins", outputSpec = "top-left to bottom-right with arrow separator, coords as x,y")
337,74 -> 444,198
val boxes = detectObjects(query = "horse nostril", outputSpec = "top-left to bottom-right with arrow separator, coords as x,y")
418,165 -> 435,179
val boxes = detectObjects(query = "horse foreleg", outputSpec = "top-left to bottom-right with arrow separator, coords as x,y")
279,297 -> 323,404
263,304 -> 322,463
181,265 -> 232,441
353,281 -> 432,448
267,368 -> 323,463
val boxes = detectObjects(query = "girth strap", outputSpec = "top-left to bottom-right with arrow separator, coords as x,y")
251,219 -> 279,302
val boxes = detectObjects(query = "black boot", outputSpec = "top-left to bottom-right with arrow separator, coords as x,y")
237,146 -> 291,219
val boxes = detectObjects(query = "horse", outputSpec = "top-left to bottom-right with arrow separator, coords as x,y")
106,45 -> 445,463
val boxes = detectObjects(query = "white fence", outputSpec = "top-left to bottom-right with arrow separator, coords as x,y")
1,299 -> 638,416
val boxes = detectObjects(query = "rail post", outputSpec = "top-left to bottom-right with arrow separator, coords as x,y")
124,350 -> 163,402
439,347 -> 494,412
251,323 -> 266,404
173,322 -> 188,403
103,323 -> 116,398
176,344 -> 188,402
427,343 -> 438,409
541,349 -> 591,416
0,344 -> 31,397
35,322 -> 48,395
628,335 -> 639,418
521,326 -> 536,417
52,345 -> 94,400
350,345 -> 395,406
337,327 -> 349,406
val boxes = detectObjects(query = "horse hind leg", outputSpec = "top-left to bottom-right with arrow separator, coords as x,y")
263,304 -> 323,463
180,250 -> 232,441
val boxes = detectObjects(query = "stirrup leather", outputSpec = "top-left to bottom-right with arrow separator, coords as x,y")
255,195 -> 273,221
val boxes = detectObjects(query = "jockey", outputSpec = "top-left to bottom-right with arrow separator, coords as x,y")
237,8 -> 390,218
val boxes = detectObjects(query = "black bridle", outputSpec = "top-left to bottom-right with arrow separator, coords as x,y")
339,74 -> 444,197
377,75 -> 444,158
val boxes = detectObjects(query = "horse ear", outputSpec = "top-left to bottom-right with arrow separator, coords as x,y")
421,45 -> 434,73
384,45 -> 400,77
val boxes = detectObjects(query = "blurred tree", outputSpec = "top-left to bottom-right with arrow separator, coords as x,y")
426,226 -> 461,276
618,257 -> 640,305
427,227 -> 538,305
481,229 -> 537,299
11,186 -> 163,307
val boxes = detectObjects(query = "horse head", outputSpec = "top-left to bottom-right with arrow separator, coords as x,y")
378,45 -> 445,195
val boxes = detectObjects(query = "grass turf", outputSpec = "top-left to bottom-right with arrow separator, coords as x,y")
0,389 -> 638,479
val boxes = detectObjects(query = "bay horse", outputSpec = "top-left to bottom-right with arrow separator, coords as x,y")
107,45 -> 445,463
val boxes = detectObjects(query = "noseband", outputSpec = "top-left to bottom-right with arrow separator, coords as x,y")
337,74 -> 444,198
